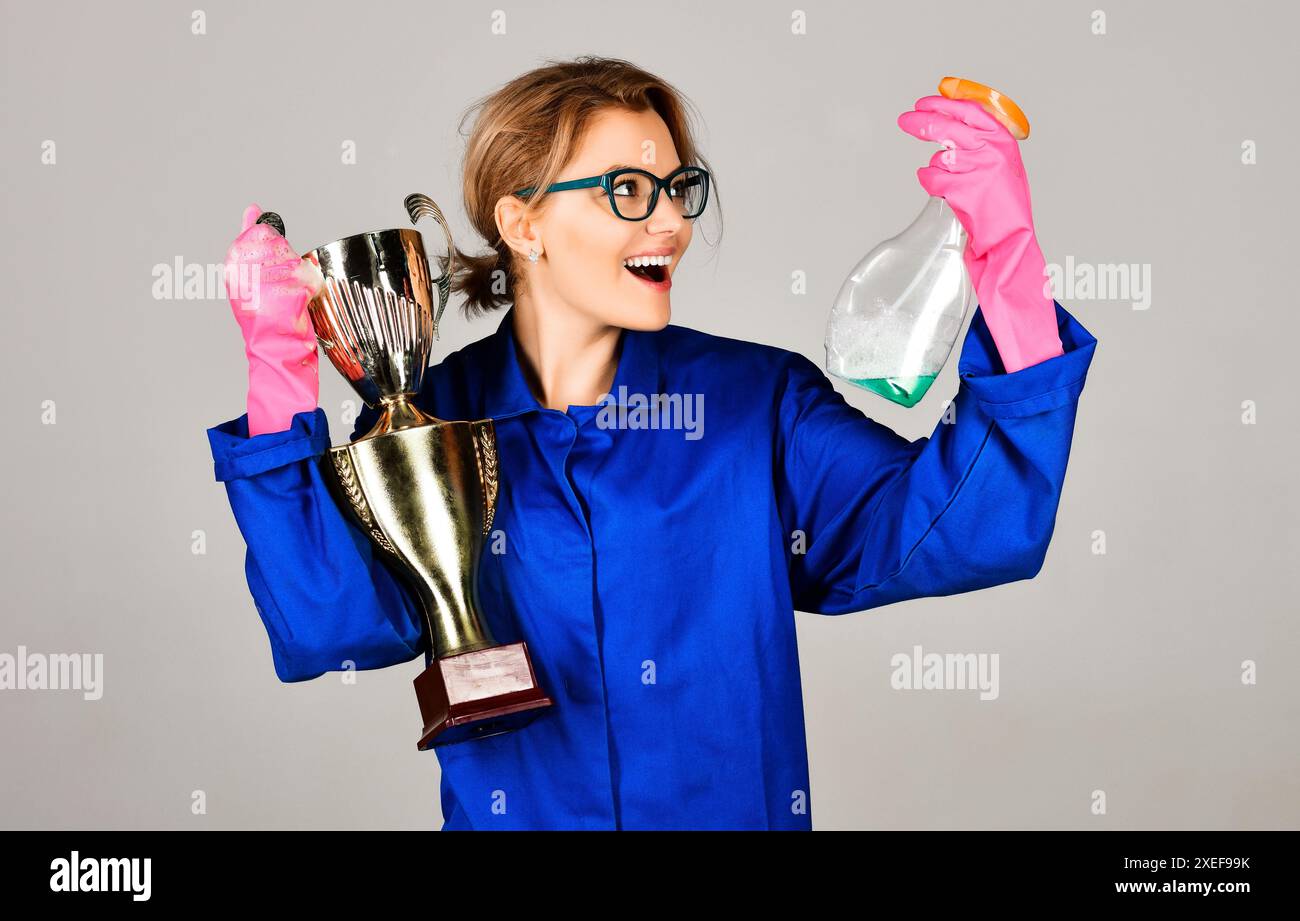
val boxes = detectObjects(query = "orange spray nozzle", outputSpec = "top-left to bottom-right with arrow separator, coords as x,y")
938,76 -> 1030,140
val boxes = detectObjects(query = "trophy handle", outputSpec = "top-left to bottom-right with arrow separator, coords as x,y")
470,419 -> 499,536
404,193 -> 456,339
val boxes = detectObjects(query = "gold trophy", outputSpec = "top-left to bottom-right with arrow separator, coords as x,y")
261,194 -> 552,749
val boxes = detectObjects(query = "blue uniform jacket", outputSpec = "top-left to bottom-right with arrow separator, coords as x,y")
206,300 -> 1097,830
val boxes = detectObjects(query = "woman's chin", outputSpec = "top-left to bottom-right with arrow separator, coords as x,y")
597,286 -> 670,330
612,270 -> 672,329
622,300 -> 671,331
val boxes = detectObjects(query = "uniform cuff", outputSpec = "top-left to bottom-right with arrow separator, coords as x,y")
207,408 -> 330,481
956,300 -> 1098,419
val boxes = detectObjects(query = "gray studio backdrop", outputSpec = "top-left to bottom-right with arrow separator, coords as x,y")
2,0 -> 1295,830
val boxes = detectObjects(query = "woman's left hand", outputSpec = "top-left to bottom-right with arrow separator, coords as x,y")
896,95 -> 1063,373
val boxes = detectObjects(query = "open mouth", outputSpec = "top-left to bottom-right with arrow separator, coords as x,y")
625,261 -> 667,284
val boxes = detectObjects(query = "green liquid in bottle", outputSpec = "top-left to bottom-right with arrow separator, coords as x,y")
846,374 -> 937,408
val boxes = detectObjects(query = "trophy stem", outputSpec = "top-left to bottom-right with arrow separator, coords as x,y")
359,394 -> 437,440
414,588 -> 498,660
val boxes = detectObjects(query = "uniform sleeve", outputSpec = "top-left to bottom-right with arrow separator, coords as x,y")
775,299 -> 1098,614
206,408 -> 426,681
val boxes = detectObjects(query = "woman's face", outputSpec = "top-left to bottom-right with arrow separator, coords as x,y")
507,107 -> 694,332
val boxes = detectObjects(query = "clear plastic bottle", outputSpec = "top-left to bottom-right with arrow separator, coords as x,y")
824,196 -> 971,407
825,76 -> 1028,408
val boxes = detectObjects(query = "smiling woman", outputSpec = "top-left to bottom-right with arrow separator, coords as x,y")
207,54 -> 1097,831
444,56 -> 722,326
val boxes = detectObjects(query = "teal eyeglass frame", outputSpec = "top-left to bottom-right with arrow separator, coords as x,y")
512,164 -> 711,221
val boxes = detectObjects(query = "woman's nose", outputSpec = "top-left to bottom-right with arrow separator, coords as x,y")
645,189 -> 686,232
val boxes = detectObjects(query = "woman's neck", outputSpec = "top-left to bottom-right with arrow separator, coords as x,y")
509,296 -> 622,411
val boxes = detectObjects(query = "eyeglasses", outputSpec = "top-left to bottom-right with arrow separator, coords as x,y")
513,165 -> 711,222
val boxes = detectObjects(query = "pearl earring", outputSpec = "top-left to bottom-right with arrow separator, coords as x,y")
529,248 -> 540,263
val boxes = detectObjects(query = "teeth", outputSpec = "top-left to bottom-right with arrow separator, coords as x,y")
623,254 -> 672,268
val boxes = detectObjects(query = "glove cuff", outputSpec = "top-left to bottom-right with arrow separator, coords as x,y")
246,349 -> 320,437
966,229 -> 1062,373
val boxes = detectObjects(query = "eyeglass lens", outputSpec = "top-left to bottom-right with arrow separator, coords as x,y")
610,168 -> 707,219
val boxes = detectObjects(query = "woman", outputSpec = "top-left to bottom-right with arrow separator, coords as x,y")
207,56 -> 1097,830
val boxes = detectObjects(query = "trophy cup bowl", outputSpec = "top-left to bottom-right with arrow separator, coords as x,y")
299,193 -> 553,749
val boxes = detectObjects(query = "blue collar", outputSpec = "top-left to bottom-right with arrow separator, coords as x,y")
481,305 -> 663,418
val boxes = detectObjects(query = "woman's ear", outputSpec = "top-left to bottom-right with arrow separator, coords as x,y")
495,194 -> 542,262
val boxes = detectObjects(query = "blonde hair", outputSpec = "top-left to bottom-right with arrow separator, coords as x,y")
444,55 -> 721,318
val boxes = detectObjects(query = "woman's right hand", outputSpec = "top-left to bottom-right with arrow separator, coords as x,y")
224,203 -> 322,436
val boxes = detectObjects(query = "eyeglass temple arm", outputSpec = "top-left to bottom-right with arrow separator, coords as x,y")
514,176 -> 603,198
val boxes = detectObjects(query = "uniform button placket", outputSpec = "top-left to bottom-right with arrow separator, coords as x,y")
543,409 -> 620,828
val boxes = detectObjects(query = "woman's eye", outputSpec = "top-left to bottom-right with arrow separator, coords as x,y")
612,180 -> 636,197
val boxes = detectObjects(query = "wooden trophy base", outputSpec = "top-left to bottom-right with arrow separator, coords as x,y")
414,641 -> 554,749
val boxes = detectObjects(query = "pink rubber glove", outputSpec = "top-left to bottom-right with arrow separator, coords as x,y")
224,203 -> 322,436
897,96 -> 1064,373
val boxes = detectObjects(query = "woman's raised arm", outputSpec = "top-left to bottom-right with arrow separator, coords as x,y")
775,298 -> 1097,615
206,205 -> 425,682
